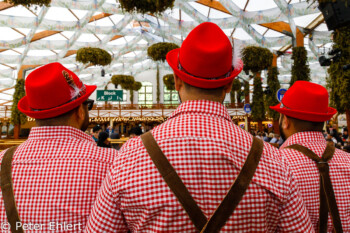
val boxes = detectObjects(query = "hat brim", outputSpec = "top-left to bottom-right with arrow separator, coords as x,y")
270,103 -> 337,122
166,48 -> 243,89
18,84 -> 97,119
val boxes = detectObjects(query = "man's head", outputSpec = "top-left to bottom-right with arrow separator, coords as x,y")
166,22 -> 243,103
270,81 -> 336,140
18,62 -> 96,131
92,125 -> 102,138
129,126 -> 143,138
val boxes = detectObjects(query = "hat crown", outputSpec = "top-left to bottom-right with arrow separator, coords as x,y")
283,81 -> 329,113
179,22 -> 232,78
25,62 -> 84,110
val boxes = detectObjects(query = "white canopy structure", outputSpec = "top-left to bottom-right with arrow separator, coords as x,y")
0,0 -> 332,106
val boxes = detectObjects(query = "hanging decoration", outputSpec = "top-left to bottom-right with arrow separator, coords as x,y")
111,75 -> 135,89
147,42 -> 179,62
265,66 -> 280,120
231,79 -> 242,104
148,42 -> 179,104
163,74 -> 175,91
290,46 -> 311,86
11,79 -> 27,125
251,76 -> 265,122
76,47 -> 112,66
118,0 -> 175,14
4,0 -> 50,7
328,25 -> 350,132
242,46 -> 273,74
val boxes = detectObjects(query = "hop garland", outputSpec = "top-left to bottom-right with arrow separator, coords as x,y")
251,76 -> 265,121
242,46 -> 273,74
4,0 -> 50,7
265,67 -> 280,120
290,47 -> 311,86
118,0 -> 175,14
11,79 -> 27,125
148,42 -> 179,62
76,47 -> 112,66
163,74 -> 175,91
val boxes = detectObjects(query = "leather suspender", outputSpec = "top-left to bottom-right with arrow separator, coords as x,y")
285,143 -> 343,233
1,146 -> 24,233
141,131 -> 264,233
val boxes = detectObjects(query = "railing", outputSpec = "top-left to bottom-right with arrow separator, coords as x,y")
92,103 -> 245,110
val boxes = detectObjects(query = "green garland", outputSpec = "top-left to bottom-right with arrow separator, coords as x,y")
11,79 -> 27,125
230,79 -> 241,104
265,67 -> 281,120
242,46 -> 273,74
118,0 -> 175,14
111,75 -> 135,90
156,64 -> 160,103
163,74 -> 175,90
147,42 -> 179,62
251,76 -> 265,121
76,47 -> 112,66
328,25 -> 350,113
4,0 -> 50,7
244,81 -> 250,97
290,47 -> 311,86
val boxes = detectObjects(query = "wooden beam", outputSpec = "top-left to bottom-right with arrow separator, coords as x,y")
0,87 -> 14,93
272,54 -> 277,67
31,30 -> 61,42
0,101 -> 12,106
64,50 -> 77,58
17,65 -> 41,80
260,21 -> 292,35
196,0 -> 231,15
110,35 -> 123,41
89,13 -> 112,23
0,2 -> 13,11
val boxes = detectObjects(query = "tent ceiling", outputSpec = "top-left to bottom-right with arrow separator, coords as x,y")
0,0 -> 332,105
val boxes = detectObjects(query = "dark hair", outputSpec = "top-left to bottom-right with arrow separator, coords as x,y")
129,126 -> 142,136
93,125 -> 102,133
97,131 -> 110,147
35,105 -> 79,126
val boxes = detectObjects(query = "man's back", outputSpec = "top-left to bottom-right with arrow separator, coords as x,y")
280,131 -> 350,232
86,100 -> 313,232
0,126 -> 117,232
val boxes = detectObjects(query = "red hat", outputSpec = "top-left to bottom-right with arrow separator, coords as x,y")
270,81 -> 336,122
18,62 -> 96,119
166,22 -> 243,89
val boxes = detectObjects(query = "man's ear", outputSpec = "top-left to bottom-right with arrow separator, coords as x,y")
76,104 -> 85,121
174,73 -> 184,92
282,114 -> 290,130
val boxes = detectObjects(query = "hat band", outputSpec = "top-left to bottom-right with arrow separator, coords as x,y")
178,55 -> 233,80
31,85 -> 87,111
280,100 -> 330,114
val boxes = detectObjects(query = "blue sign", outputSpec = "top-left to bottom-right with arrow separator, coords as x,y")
244,104 -> 251,114
277,88 -> 287,102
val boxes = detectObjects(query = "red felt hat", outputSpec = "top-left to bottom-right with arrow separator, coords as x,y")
270,81 -> 337,122
166,22 -> 243,89
18,62 -> 96,119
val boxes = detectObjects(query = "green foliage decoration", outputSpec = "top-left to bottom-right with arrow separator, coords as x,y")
244,81 -> 250,97
147,42 -> 179,62
132,81 -> 142,91
4,0 -> 50,7
111,75 -> 135,90
328,25 -> 350,114
251,76 -> 265,121
230,79 -> 242,104
11,79 -> 27,125
289,46 -> 311,86
156,65 -> 160,103
163,74 -> 175,91
265,67 -> 281,120
118,0 -> 175,14
76,47 -> 112,66
242,46 -> 273,74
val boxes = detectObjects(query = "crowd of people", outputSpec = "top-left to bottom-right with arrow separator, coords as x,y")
0,22 -> 349,232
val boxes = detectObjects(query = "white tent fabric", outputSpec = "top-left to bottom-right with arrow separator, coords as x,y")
0,0 -> 333,105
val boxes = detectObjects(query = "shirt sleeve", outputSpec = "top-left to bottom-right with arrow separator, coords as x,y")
278,166 -> 315,233
84,169 -> 128,233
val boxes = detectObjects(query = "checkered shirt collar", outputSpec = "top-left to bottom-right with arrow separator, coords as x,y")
280,131 -> 326,150
169,100 -> 231,122
28,126 -> 95,143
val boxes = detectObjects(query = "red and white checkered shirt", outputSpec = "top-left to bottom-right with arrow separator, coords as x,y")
280,131 -> 350,232
86,100 -> 313,233
0,126 -> 117,232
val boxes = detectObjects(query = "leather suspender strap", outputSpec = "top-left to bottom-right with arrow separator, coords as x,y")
141,132 -> 264,232
285,143 -> 343,233
1,146 -> 24,233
